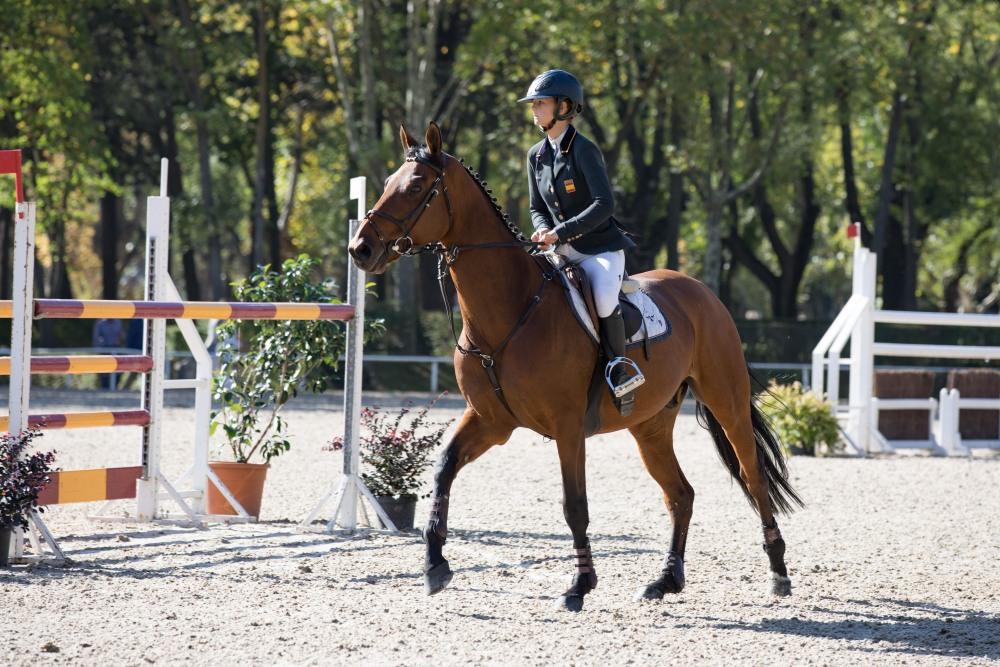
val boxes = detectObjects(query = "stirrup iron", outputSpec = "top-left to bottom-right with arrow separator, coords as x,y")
605,357 -> 645,398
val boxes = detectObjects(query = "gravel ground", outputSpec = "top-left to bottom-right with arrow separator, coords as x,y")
3,391 -> 1000,666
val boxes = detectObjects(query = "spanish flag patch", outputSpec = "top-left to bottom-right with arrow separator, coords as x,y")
564,179 -> 576,194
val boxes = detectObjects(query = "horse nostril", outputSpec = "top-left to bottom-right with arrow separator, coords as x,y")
350,240 -> 372,263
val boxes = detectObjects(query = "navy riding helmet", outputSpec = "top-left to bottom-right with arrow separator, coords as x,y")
518,69 -> 584,121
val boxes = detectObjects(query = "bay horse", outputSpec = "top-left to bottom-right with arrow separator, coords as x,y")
348,122 -> 802,611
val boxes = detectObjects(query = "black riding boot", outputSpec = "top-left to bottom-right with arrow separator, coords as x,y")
598,306 -> 643,416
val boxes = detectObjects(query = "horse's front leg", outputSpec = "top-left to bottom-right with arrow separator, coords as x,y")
424,407 -> 512,595
555,428 -> 596,612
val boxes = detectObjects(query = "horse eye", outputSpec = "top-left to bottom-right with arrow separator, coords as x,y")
408,184 -> 422,194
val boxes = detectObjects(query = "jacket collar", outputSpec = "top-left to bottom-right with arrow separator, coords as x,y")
552,125 -> 578,179
536,124 -> 578,164
558,124 -> 578,155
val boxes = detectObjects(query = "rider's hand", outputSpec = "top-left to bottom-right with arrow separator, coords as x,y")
531,229 -> 559,251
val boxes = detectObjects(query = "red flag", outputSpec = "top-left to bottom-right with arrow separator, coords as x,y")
0,149 -> 24,203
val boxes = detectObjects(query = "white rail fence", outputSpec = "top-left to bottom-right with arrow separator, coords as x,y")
813,225 -> 1000,456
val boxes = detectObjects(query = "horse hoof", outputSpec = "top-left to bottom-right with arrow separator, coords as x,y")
425,560 -> 453,596
556,594 -> 585,612
636,583 -> 665,601
636,577 -> 683,601
770,573 -> 792,597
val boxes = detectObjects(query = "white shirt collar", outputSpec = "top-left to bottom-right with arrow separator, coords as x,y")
548,127 -> 567,153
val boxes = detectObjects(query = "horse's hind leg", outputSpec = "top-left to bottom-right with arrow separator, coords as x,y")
691,373 -> 796,596
629,405 -> 693,599
423,408 -> 513,595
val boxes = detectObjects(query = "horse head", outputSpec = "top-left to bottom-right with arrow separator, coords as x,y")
349,122 -> 454,274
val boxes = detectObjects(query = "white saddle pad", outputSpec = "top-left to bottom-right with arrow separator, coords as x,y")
547,254 -> 671,347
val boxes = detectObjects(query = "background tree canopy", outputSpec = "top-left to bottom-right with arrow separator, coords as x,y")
1,0 -> 997,358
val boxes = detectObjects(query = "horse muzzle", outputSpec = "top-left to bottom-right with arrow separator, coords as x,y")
348,235 -> 388,274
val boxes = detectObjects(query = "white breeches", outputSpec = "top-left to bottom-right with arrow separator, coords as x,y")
555,244 -> 625,318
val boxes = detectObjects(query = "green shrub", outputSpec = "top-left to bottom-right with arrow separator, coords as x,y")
758,381 -> 842,456
210,255 -> 384,463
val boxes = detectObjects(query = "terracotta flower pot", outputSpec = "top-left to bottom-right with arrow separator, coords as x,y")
206,462 -> 269,518
375,495 -> 417,530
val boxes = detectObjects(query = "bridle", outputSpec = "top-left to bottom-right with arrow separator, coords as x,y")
364,153 -> 453,258
361,150 -> 559,423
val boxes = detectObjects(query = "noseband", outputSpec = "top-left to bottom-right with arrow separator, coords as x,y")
364,154 -> 453,257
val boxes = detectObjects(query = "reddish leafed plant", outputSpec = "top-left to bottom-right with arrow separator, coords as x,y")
0,429 -> 56,531
328,393 -> 454,498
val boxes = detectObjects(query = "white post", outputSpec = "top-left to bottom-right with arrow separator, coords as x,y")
191,337 -> 212,513
300,177 -> 397,533
940,388 -> 968,456
859,250 -> 877,452
136,159 -> 170,521
165,276 -> 214,513
847,248 -> 877,453
8,201 -> 34,561
337,217 -> 365,529
9,201 -> 35,436
338,176 -> 368,530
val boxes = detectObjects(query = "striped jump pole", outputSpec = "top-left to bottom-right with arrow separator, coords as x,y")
32,300 -> 355,321
0,410 -> 150,432
36,466 -> 144,506
0,355 -> 153,375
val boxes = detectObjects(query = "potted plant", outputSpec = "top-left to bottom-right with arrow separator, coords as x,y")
328,394 -> 454,530
758,380 -> 843,456
210,255 -> 383,517
0,429 -> 56,566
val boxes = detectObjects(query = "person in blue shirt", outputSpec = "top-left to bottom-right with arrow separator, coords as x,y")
521,69 -> 644,414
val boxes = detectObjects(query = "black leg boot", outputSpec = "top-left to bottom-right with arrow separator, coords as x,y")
598,306 -> 643,416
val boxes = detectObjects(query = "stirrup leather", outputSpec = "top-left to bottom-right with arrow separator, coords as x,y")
605,357 -> 645,398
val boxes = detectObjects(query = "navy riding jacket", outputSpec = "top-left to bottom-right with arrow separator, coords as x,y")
527,125 -> 634,255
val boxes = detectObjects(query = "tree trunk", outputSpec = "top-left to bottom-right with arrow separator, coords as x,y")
265,120 -> 281,267
394,0 -> 443,353
665,102 -> 684,270
836,86 -> 870,245
250,0 -> 270,271
175,0 -> 224,298
873,90 -> 903,261
276,104 -> 305,259
100,191 -> 120,300
703,198 -> 724,294
159,104 -> 202,301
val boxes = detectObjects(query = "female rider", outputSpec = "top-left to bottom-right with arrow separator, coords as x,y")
520,69 -> 644,415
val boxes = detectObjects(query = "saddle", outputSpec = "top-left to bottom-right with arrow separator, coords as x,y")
563,264 -> 644,339
544,253 -> 672,436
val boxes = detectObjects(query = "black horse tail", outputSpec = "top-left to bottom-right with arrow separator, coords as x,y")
694,399 -> 803,516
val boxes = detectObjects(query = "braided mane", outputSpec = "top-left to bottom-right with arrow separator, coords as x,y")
406,145 -> 530,245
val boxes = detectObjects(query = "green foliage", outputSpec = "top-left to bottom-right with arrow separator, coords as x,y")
2,0 -> 999,334
758,381 -> 842,456
327,395 -> 454,499
210,255 -> 384,463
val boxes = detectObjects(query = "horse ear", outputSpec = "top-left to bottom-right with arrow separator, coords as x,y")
399,124 -> 418,151
425,121 -> 442,155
